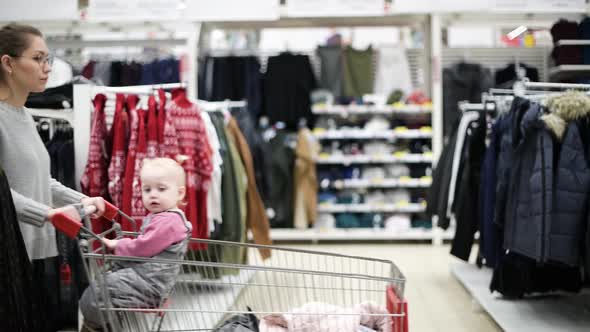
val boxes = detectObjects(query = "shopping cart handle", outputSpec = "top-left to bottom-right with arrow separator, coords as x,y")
84,205 -> 97,215
50,211 -> 82,239
103,201 -> 119,220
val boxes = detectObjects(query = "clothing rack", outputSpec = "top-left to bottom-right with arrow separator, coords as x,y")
94,82 -> 187,95
197,99 -> 247,112
28,87 -> 91,191
524,81 -> 590,90
67,82 -> 187,190
458,102 -> 495,112
47,27 -> 200,99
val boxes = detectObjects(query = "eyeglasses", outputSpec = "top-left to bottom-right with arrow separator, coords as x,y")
13,53 -> 54,67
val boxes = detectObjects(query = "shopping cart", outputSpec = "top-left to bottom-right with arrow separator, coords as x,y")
50,203 -> 407,332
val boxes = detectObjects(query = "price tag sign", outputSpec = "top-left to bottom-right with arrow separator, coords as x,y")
393,151 -> 408,158
394,126 -> 409,132
370,178 -> 384,185
186,0 -> 280,21
492,0 -> 586,12
87,0 -> 183,21
372,153 -> 385,159
399,176 -> 411,183
395,201 -> 410,208
420,126 -> 433,133
374,202 -> 386,209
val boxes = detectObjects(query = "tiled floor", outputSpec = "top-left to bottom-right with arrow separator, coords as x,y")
283,243 -> 502,332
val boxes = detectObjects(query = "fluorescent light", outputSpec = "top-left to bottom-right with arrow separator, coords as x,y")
507,26 -> 528,40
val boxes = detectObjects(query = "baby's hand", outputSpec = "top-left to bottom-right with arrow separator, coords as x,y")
101,237 -> 118,250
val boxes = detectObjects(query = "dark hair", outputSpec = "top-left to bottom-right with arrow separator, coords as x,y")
0,23 -> 43,81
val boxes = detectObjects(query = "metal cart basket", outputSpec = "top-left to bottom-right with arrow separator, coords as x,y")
50,203 -> 407,332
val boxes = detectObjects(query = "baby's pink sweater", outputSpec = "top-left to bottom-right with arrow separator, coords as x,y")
115,212 -> 188,257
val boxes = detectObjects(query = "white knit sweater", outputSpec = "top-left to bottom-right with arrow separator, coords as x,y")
0,100 -> 85,260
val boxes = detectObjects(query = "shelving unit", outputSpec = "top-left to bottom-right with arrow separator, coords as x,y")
555,39 -> 590,46
315,153 -> 433,164
549,64 -> 590,81
313,128 -> 432,140
250,227 -> 454,242
331,177 -> 432,189
312,104 -> 432,115
318,203 -> 426,214
313,103 -> 435,242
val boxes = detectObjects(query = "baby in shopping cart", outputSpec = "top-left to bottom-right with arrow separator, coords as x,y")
79,157 -> 192,332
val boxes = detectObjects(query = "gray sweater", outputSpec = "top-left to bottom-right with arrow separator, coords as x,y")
0,100 -> 86,260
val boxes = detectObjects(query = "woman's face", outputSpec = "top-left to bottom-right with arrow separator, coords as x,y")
11,35 -> 52,93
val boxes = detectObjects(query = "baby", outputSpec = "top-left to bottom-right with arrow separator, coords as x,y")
80,157 -> 192,331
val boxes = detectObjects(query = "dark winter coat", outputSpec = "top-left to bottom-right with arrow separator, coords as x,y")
504,92 -> 590,266
478,117 -> 501,267
547,122 -> 590,266
503,103 -> 553,262
542,92 -> 590,266
494,97 -> 530,230
231,109 -> 271,204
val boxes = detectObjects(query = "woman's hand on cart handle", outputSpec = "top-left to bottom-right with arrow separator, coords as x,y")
47,204 -> 82,222
101,237 -> 119,250
80,197 -> 106,218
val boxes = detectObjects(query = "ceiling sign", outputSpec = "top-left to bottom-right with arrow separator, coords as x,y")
185,0 -> 280,21
86,0 -> 184,21
0,0 -> 78,21
286,0 -> 386,17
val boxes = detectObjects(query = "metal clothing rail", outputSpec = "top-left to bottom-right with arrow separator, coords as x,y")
458,101 -> 496,112
524,81 -> 590,90
197,99 -> 247,112
92,82 -> 187,95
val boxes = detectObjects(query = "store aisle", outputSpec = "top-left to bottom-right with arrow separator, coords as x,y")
283,243 -> 501,332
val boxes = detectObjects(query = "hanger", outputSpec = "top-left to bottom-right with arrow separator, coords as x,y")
460,49 -> 471,64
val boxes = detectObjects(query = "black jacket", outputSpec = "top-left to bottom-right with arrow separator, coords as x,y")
426,121 -> 459,229
263,53 -> 317,130
442,62 -> 492,139
0,167 -> 45,331
451,112 -> 487,261
494,63 -> 539,88
232,109 -> 271,204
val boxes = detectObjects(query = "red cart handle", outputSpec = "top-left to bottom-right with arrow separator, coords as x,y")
51,211 -> 83,239
103,201 -> 119,220
50,205 -> 98,239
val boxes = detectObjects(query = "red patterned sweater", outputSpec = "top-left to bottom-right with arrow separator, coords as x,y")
165,91 -> 213,249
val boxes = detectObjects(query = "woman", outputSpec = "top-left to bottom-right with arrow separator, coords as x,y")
0,23 -> 106,331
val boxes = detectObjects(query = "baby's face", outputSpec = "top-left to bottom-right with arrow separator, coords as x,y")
140,168 -> 184,213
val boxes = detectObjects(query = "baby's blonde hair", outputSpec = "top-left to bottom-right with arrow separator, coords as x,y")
140,157 -> 186,187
